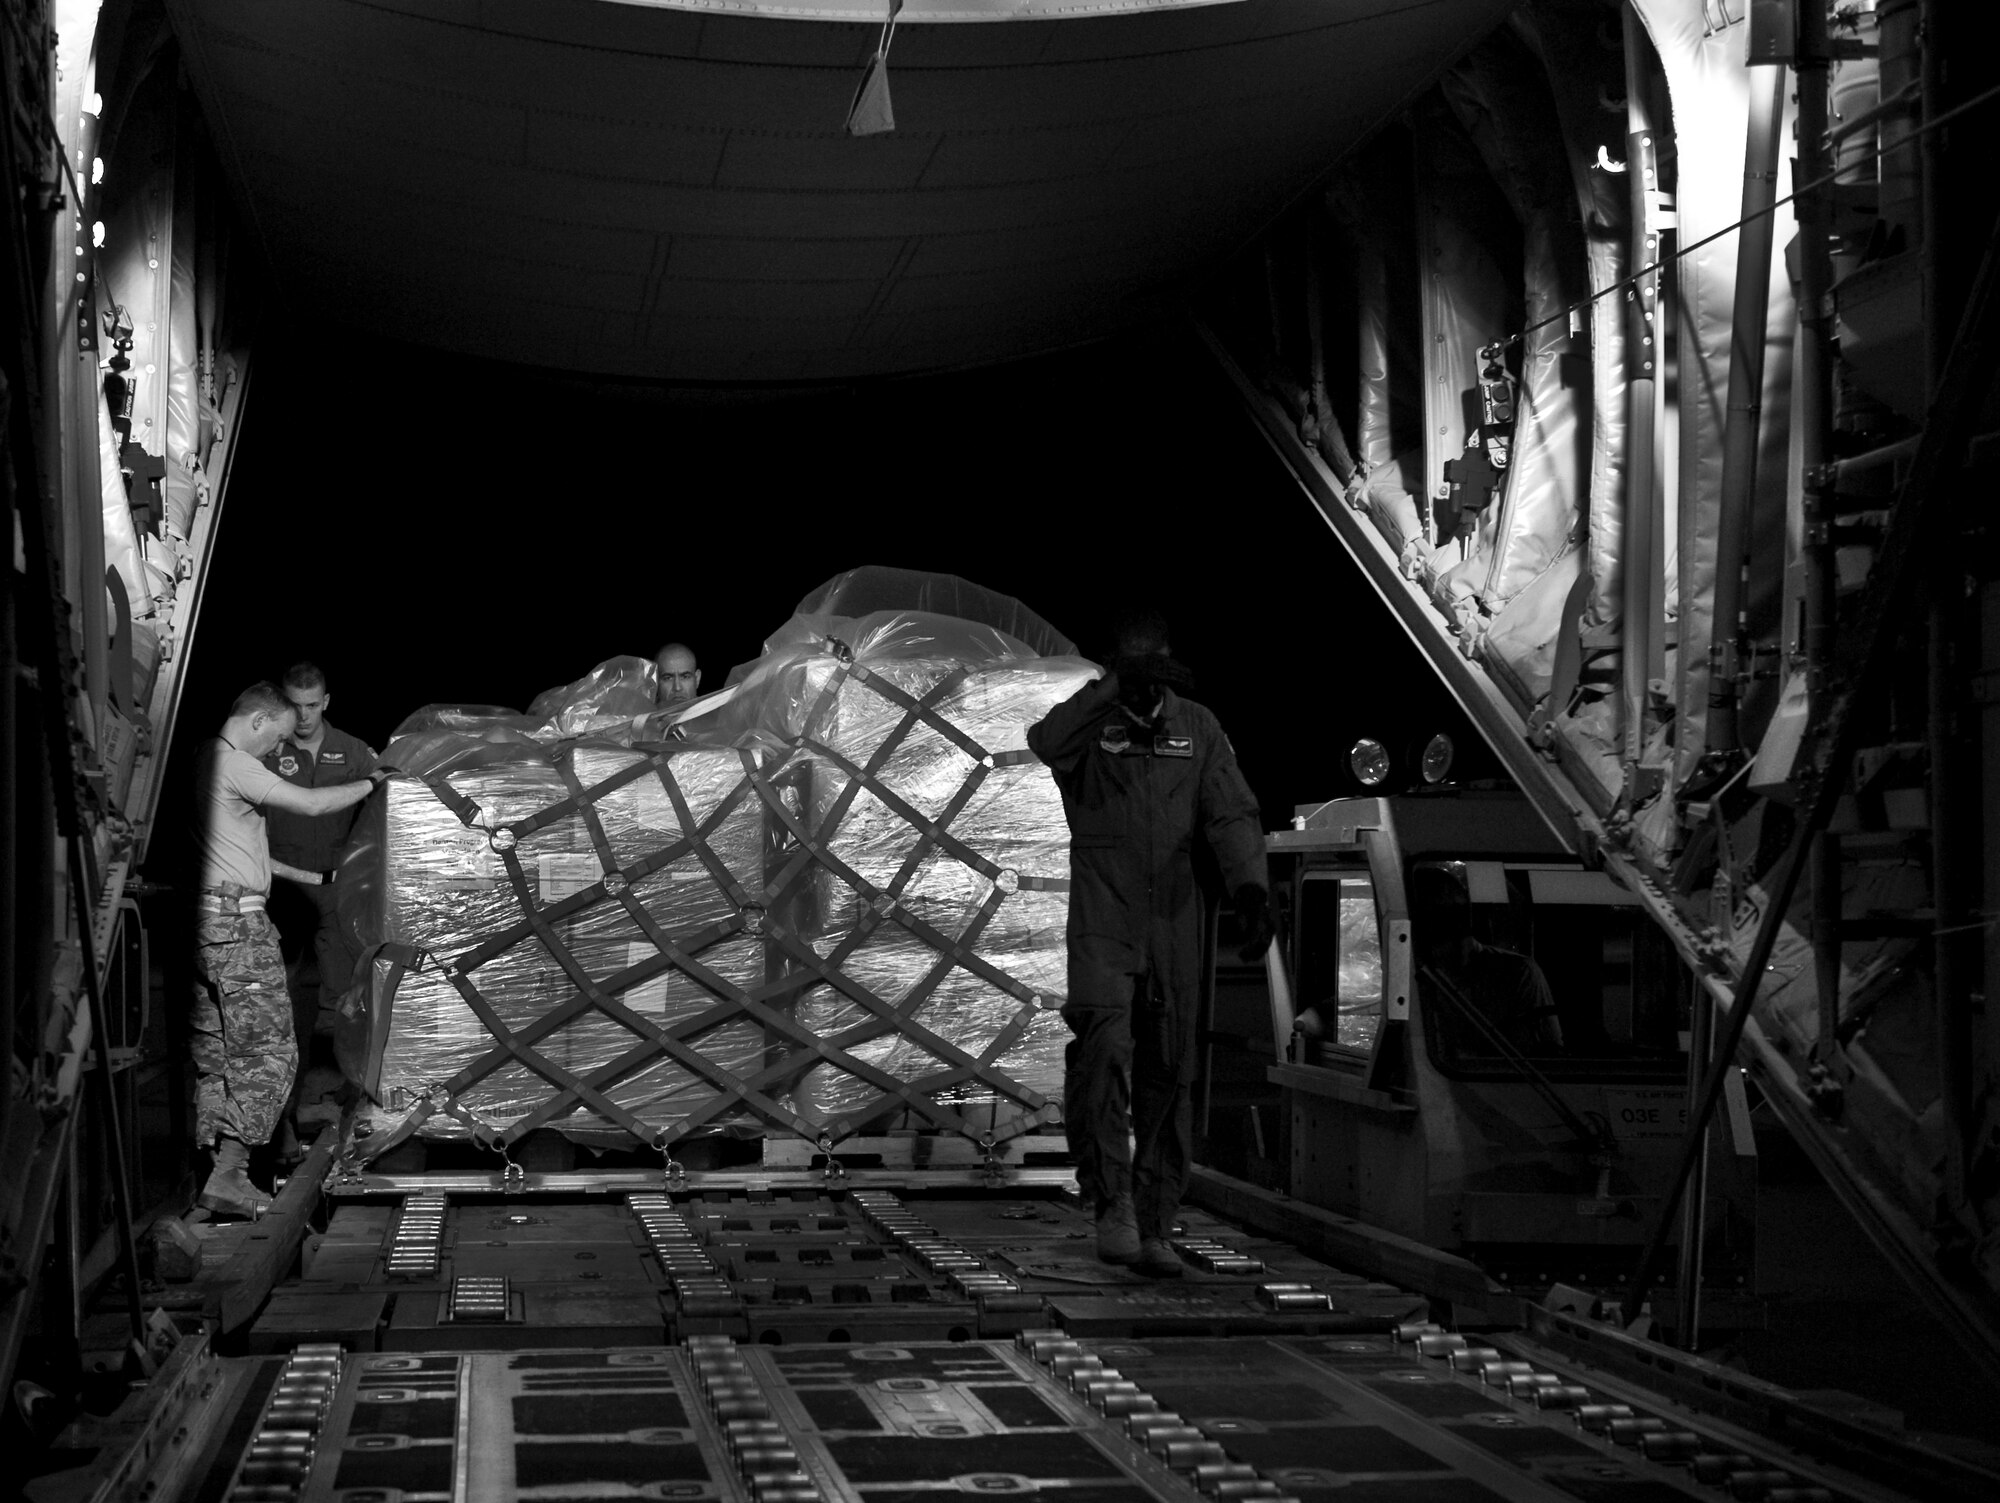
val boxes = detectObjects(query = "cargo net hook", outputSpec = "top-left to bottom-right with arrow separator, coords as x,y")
654,1128 -> 687,1189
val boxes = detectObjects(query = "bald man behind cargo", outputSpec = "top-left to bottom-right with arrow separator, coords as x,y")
655,642 -> 702,708
191,682 -> 388,1216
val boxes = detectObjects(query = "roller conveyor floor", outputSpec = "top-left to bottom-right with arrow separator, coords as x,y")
238,1181 -> 1429,1356
25,1182 -> 2000,1503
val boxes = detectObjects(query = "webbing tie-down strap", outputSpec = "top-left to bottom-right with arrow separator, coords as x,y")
360,659 -> 1070,1160
350,940 -> 431,1101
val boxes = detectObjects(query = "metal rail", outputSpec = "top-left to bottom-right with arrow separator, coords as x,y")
1509,1310 -> 2000,1503
1196,319 -> 1739,986
331,1166 -> 1082,1197
1195,319 -> 1592,857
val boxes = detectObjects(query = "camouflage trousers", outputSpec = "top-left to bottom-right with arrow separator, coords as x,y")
191,908 -> 298,1148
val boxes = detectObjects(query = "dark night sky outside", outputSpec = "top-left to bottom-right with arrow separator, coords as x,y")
149,321 -> 1487,876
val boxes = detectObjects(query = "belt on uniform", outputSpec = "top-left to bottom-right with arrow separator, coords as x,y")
197,890 -> 266,914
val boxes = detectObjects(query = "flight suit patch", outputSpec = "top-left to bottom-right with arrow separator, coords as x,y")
320,751 -> 346,764
277,756 -> 300,778
1153,736 -> 1193,758
1099,724 -> 1133,754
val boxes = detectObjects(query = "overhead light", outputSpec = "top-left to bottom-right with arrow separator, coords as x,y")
1349,738 -> 1391,787
1419,733 -> 1455,784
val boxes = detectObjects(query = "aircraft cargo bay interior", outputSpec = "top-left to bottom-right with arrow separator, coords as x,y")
4,3 -> 2000,1503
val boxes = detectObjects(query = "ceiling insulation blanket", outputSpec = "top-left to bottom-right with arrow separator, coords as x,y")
334,604 -> 1095,1157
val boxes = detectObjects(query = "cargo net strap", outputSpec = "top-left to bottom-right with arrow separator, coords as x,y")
359,654 -> 1068,1164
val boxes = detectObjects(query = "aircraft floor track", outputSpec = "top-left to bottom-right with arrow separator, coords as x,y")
30,1189 -> 1968,1503
175,1332 -> 1915,1503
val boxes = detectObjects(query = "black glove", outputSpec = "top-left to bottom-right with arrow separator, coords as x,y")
1235,883 -> 1275,964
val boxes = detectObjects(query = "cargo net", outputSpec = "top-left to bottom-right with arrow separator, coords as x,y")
343,641 -> 1092,1164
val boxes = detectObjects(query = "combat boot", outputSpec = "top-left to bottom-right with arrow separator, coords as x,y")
1095,1194 -> 1140,1264
1134,1237 -> 1184,1279
198,1135 -> 272,1218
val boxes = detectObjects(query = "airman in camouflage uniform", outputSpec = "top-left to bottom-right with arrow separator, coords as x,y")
191,881 -> 298,1148
192,683 -> 381,1215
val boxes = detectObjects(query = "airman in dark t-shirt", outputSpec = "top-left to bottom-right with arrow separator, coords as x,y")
263,666 -> 378,1067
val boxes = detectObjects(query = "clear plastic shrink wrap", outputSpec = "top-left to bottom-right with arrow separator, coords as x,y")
337,578 -> 1093,1155
782,639 -> 1096,1125
339,742 -> 766,1147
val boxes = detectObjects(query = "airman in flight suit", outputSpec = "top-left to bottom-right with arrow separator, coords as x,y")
1028,614 -> 1272,1278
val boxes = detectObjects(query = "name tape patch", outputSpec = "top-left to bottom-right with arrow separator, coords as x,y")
1098,726 -> 1194,759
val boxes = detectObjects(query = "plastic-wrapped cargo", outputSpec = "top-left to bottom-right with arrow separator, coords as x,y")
337,741 -> 767,1148
783,645 -> 1096,1128
336,574 -> 1093,1158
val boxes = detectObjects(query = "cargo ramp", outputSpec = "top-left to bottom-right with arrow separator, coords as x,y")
23,1142 -> 2000,1503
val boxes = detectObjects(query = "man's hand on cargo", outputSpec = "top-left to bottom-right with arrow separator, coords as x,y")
1234,883 -> 1275,963
264,775 -> 376,818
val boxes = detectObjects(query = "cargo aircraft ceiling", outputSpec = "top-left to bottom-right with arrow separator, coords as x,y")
169,0 -> 1512,383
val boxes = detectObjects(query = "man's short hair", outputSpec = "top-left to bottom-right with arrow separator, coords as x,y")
1111,610 -> 1172,660
282,661 -> 328,694
1409,865 -> 1469,912
230,681 -> 294,720
1409,865 -> 1471,944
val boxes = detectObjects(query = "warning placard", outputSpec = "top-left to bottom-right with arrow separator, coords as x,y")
1604,1087 -> 1687,1140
